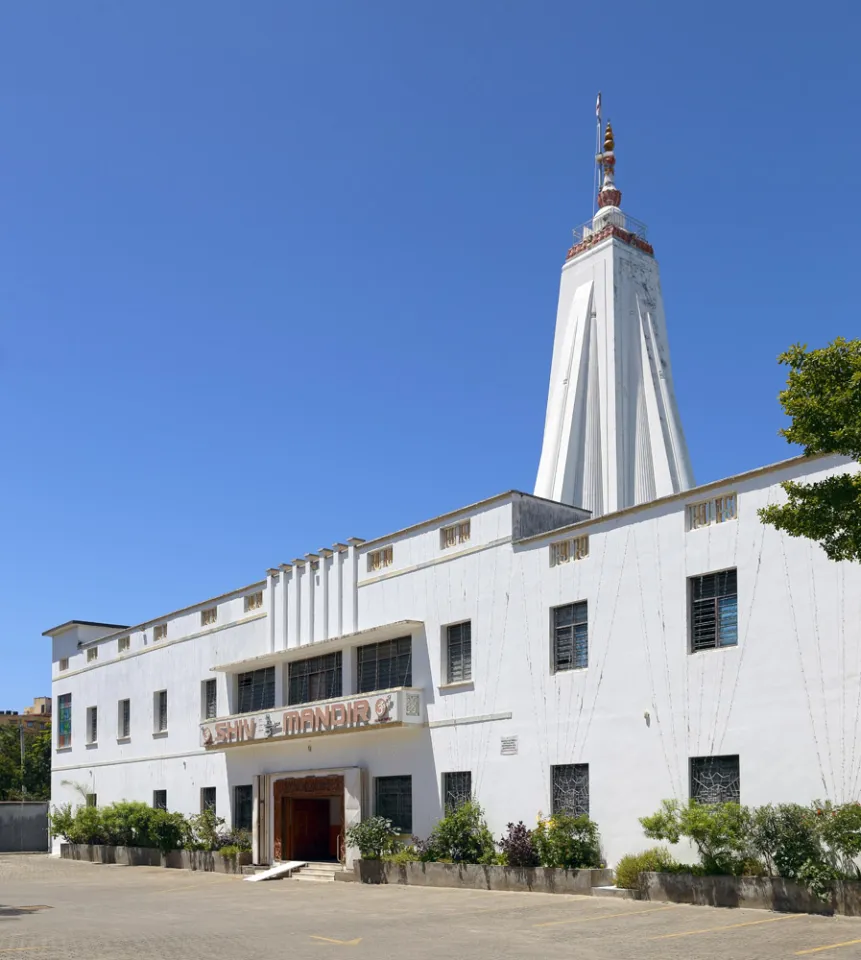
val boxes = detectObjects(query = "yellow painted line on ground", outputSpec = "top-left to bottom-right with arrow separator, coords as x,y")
650,912 -> 803,940
796,938 -> 861,955
309,936 -> 362,946
533,905 -> 678,928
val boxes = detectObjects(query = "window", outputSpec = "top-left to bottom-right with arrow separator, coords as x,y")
234,785 -> 253,832
550,535 -> 589,566
357,637 -> 412,693
153,624 -> 167,642
445,622 -> 472,683
59,658 -> 69,672
244,592 -> 263,613
375,776 -> 412,833
690,755 -> 740,804
690,569 -> 738,651
86,706 -> 98,744
87,647 -> 98,663
153,790 -> 167,811
367,546 -> 393,572
118,699 -> 130,739
552,602 -> 588,671
443,772 -> 472,811
201,607 -> 218,627
237,667 -> 275,714
118,636 -> 130,653
86,794 -> 97,808
201,787 -> 216,813
441,520 -> 471,549
288,652 -> 342,705
154,690 -> 168,733
57,693 -> 72,748
202,678 -> 217,720
688,492 -> 738,530
551,763 -> 589,817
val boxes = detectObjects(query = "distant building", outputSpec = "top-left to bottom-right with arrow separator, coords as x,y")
0,697 -> 52,732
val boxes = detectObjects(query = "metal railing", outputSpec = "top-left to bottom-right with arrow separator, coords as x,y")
572,210 -> 649,244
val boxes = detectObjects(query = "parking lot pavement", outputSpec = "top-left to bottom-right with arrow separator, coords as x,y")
3,855 -> 861,960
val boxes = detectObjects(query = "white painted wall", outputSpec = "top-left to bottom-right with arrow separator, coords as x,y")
49,457 -> 861,865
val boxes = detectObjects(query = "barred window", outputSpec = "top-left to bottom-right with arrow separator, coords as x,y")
237,667 -> 275,713
357,637 -> 412,693
153,624 -> 167,642
688,492 -> 737,530
551,763 -> 589,817
691,569 -> 738,651
441,521 -> 471,549
153,790 -> 167,811
552,602 -> 588,671
118,636 -> 130,653
87,647 -> 98,663
375,775 -> 412,833
155,690 -> 168,733
57,693 -> 72,748
203,678 -> 218,720
244,592 -> 264,613
367,546 -> 394,572
86,794 -> 97,808
59,658 -> 69,672
201,607 -> 218,627
234,784 -> 253,832
288,652 -> 342,705
86,706 -> 98,744
118,699 -> 130,739
201,787 -> 216,813
446,622 -> 472,683
550,536 -> 589,566
691,755 -> 740,804
443,771 -> 472,811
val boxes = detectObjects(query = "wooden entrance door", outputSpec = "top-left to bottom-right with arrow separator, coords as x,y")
291,798 -> 330,861
272,774 -> 345,862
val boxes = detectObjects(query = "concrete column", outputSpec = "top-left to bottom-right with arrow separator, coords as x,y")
346,538 -> 364,633
291,560 -> 304,648
333,544 -> 347,638
319,549 -> 333,641
266,569 -> 278,654
305,554 -> 318,644
252,774 -> 263,864
279,564 -> 291,650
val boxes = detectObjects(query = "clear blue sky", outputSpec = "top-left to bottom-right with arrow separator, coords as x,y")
1,1 -> 858,707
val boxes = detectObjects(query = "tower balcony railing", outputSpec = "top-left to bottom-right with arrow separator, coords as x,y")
572,210 -> 648,244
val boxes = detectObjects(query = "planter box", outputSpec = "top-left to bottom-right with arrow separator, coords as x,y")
640,872 -> 861,917
356,860 -> 612,895
60,843 -> 250,874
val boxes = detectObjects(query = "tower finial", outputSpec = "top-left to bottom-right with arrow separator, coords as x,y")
603,121 -> 614,153
597,118 -> 622,210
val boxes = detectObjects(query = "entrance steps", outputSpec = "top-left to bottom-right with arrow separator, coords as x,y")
291,861 -> 339,883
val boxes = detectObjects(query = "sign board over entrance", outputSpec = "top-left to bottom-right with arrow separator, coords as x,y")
201,687 -> 423,748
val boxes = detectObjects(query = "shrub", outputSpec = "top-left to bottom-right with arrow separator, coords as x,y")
816,801 -> 861,879
382,846 -> 420,864
346,816 -> 399,860
149,809 -> 189,854
216,828 -> 252,852
499,821 -> 538,867
219,844 -> 244,858
100,801 -> 159,847
418,801 -> 497,864
186,809 -> 226,851
49,803 -> 75,841
533,813 -> 602,870
751,804 -> 823,880
67,805 -> 107,845
614,847 -> 681,889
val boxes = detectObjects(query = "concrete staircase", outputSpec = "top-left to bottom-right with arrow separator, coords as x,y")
291,861 -> 339,883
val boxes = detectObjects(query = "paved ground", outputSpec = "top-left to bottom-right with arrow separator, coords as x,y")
3,856 -> 861,959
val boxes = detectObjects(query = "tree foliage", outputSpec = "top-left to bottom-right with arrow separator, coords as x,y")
759,338 -> 861,561
0,724 -> 51,800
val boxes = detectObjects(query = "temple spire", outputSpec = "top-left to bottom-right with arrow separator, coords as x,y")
597,120 -> 622,209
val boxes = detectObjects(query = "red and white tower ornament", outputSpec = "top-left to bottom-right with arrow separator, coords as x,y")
596,121 -> 622,209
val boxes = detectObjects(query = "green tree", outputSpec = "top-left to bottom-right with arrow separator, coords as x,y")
758,337 -> 861,561
0,724 -> 51,800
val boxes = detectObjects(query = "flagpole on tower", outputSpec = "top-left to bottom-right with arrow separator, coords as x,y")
593,92 -> 602,220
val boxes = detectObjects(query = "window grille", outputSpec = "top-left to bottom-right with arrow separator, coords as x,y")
357,637 -> 412,693
690,569 -> 738,651
690,755 -> 740,804
237,667 -> 275,714
87,707 -> 98,744
244,592 -> 263,613
443,771 -> 472,811
57,694 -> 72,747
118,699 -> 130,739
118,636 -> 130,653
288,652 -> 342,705
153,790 -> 167,811
367,546 -> 394,572
551,763 -> 589,817
201,607 -> 218,627
59,658 -> 69,672
552,602 -> 588,671
441,520 -> 471,549
234,784 -> 253,832
201,787 -> 216,813
155,690 -> 168,732
153,624 -> 167,642
688,492 -> 737,530
86,794 -> 97,808
87,647 -> 98,662
375,775 -> 412,833
203,678 -> 217,720
446,622 -> 472,683
550,536 -> 589,566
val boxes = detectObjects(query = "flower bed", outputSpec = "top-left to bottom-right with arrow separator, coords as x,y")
60,843 -> 251,873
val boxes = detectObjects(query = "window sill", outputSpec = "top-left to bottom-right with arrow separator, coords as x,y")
439,680 -> 473,691
55,746 -> 73,753
116,736 -> 131,744
552,666 -> 588,674
85,741 -> 98,749
152,730 -> 169,739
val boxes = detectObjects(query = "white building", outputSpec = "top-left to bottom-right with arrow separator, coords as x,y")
46,118 -> 861,868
